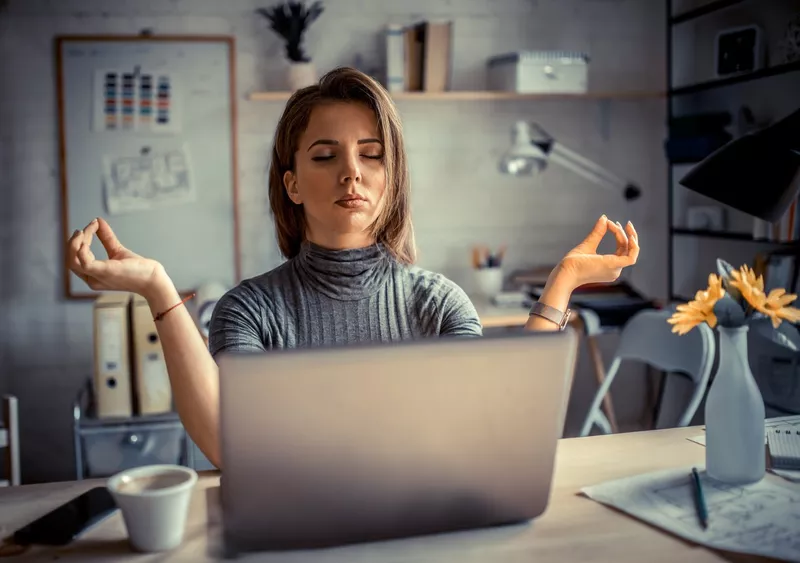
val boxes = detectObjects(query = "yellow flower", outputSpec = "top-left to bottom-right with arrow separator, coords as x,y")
729,264 -> 764,300
747,287 -> 800,328
729,264 -> 800,328
667,273 -> 725,334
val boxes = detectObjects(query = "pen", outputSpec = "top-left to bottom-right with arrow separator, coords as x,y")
691,467 -> 709,530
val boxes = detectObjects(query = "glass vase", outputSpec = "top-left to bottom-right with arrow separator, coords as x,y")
705,324 -> 766,484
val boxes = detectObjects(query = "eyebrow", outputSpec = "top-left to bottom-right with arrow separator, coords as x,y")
307,138 -> 383,151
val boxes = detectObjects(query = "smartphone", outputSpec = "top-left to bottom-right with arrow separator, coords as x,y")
13,486 -> 118,546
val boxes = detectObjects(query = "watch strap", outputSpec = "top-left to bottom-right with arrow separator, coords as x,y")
529,302 -> 571,330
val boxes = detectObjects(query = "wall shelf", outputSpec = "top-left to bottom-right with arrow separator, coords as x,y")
670,60 -> 800,96
672,228 -> 766,242
672,228 -> 800,248
669,0 -> 746,25
247,90 -> 665,102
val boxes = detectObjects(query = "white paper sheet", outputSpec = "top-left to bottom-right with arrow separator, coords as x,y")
687,416 -> 800,482
102,147 -> 195,215
581,466 -> 800,562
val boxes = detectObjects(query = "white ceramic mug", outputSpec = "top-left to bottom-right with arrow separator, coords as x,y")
474,267 -> 504,299
107,464 -> 198,552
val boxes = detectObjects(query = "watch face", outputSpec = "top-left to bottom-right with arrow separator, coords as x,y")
717,28 -> 758,75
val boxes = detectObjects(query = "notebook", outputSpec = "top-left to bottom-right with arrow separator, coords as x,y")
767,427 -> 800,470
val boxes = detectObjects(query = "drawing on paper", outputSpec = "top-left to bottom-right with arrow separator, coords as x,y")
102,147 -> 195,215
94,68 -> 180,134
581,466 -> 800,562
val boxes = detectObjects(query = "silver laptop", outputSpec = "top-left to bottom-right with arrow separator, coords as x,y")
217,329 -> 578,554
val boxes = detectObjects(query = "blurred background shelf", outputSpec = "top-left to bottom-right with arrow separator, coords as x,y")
247,90 -> 665,102
671,228 -> 788,243
670,60 -> 800,96
670,0 -> 747,24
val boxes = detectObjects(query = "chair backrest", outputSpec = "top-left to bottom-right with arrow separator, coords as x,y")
1,395 -> 20,486
614,309 -> 715,385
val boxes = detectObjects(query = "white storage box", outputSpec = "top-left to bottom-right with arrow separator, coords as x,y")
487,51 -> 589,94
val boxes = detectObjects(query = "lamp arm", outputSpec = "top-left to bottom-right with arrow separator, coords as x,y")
548,143 -> 641,200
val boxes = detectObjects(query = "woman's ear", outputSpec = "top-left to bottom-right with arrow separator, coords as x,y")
283,170 -> 302,204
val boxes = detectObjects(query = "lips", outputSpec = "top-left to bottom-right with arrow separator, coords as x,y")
335,194 -> 368,209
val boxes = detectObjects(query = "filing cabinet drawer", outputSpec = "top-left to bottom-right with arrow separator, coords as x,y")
78,421 -> 186,478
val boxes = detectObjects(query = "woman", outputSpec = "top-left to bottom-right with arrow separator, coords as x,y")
66,67 -> 639,468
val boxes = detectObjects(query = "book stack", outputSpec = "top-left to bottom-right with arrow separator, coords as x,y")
385,21 -> 452,93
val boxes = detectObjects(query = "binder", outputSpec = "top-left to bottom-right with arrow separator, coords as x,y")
422,20 -> 452,92
130,294 -> 172,415
767,427 -> 800,470
403,20 -> 452,92
93,292 -> 133,418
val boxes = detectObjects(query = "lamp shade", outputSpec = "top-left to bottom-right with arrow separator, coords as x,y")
498,121 -> 549,176
679,107 -> 800,223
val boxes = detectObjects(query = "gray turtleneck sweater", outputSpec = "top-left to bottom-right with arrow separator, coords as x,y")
208,242 -> 483,357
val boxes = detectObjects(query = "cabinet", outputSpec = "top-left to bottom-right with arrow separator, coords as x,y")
666,0 -> 800,300
72,379 -> 216,480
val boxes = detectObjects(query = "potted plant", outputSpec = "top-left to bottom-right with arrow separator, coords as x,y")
668,259 -> 800,484
257,1 -> 324,91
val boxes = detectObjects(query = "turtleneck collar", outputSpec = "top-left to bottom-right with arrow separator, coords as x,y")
293,240 -> 393,301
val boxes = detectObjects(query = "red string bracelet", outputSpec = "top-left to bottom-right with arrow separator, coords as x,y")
154,292 -> 196,322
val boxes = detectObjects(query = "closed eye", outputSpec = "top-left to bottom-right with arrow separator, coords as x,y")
311,154 -> 383,161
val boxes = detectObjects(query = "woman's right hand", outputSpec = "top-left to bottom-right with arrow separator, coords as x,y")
67,217 -> 168,298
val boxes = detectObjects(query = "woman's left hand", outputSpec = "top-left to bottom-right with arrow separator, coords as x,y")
556,214 -> 640,290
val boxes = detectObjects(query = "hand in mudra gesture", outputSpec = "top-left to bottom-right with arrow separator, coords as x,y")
67,218 -> 165,297
558,215 -> 639,288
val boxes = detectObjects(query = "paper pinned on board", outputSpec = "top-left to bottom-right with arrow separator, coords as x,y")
93,68 -> 181,134
102,146 -> 196,215
687,416 -> 800,483
581,466 -> 800,562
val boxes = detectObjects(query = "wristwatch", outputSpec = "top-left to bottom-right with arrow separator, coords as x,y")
529,302 -> 572,331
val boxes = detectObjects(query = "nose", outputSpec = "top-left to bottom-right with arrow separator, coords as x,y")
339,152 -> 361,185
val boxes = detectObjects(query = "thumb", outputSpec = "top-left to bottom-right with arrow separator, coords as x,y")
96,217 -> 125,257
578,215 -> 609,252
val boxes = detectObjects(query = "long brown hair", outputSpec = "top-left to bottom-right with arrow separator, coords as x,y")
268,67 -> 416,263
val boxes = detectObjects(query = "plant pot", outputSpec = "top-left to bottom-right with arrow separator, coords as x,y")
287,61 -> 317,91
705,324 -> 766,484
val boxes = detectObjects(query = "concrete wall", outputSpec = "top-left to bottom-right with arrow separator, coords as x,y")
0,0 -> 667,483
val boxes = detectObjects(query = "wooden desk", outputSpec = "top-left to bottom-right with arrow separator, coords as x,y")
0,427 -> 791,562
474,299 -> 621,433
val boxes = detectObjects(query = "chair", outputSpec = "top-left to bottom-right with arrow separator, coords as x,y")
1,395 -> 20,486
579,309 -> 715,437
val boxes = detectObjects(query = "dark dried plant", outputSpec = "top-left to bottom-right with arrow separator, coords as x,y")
257,1 -> 324,62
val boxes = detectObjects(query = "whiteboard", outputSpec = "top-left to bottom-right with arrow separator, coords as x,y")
56,36 -> 240,299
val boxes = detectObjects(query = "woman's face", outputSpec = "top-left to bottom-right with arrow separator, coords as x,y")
284,101 -> 387,250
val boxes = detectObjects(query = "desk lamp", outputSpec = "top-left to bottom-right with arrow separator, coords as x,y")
679,106 -> 800,222
498,121 -> 642,201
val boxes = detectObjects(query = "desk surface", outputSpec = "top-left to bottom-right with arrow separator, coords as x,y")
1,427 -> 793,562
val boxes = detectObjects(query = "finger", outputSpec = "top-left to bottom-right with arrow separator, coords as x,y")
81,218 -> 100,249
579,215 -> 609,252
626,220 -> 638,245
67,229 -> 86,273
95,217 -> 124,257
77,242 -> 108,277
608,220 -> 629,256
73,271 -> 91,287
626,221 -> 640,263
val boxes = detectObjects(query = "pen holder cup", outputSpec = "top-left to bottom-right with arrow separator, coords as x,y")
473,267 -> 504,299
